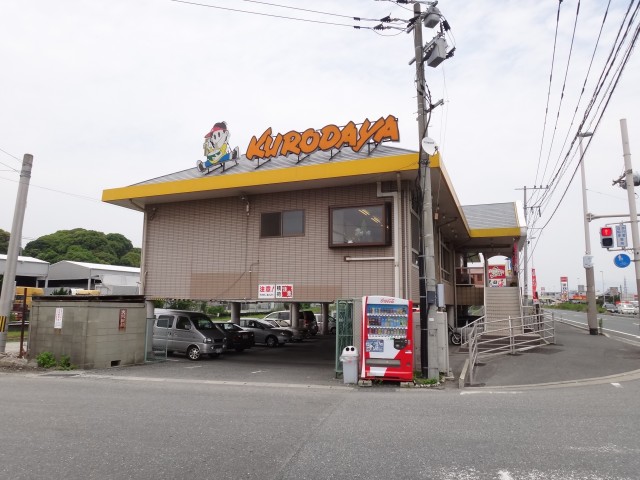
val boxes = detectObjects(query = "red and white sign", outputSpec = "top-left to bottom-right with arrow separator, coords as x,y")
487,265 -> 506,280
258,284 -> 276,299
276,284 -> 293,299
560,276 -> 568,301
532,268 -> 539,302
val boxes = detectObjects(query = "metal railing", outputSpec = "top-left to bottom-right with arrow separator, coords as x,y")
466,311 -> 555,385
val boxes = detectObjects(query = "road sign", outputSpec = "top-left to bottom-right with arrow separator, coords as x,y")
614,253 -> 631,268
615,224 -> 628,248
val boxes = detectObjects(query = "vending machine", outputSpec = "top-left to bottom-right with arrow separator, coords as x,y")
361,296 -> 413,382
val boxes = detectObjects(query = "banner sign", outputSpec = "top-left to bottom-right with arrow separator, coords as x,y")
532,268 -> 538,302
246,115 -> 400,161
487,265 -> 506,280
560,276 -> 568,302
258,284 -> 294,299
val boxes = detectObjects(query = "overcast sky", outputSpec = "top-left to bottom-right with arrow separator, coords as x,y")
2,0 -> 640,295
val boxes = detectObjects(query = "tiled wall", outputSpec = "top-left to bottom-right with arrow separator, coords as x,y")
144,183 -> 420,303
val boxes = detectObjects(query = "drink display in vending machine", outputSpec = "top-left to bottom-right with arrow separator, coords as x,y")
361,296 -> 413,382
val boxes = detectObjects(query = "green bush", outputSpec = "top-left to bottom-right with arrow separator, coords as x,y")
35,351 -> 75,370
36,351 -> 57,368
57,355 -> 74,371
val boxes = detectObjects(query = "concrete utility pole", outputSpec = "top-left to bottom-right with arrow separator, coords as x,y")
578,132 -> 598,335
619,119 -> 640,326
0,154 -> 34,353
412,2 -> 439,379
517,185 -> 546,301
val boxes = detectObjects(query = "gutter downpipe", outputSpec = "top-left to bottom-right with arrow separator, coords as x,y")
377,175 -> 402,298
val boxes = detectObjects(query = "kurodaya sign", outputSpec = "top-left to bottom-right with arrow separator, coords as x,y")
246,115 -> 400,161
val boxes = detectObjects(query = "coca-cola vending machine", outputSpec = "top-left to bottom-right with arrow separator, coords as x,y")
361,295 -> 413,382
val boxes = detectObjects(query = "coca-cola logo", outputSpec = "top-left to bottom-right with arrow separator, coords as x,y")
380,298 -> 394,303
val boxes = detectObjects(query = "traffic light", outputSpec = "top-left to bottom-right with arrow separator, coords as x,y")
600,227 -> 614,248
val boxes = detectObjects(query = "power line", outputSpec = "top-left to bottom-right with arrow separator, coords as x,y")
0,175 -> 101,203
234,0 -> 388,22
533,0 -> 564,189
169,0 -> 398,30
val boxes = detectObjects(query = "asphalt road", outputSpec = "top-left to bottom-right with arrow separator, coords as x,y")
550,308 -> 640,339
1,367 -> 640,479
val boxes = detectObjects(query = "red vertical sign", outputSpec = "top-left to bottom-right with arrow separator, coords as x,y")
532,268 -> 538,301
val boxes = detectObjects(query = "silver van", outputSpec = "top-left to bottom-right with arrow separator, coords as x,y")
153,309 -> 227,360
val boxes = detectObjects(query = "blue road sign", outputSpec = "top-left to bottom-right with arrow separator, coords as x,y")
614,253 -> 631,268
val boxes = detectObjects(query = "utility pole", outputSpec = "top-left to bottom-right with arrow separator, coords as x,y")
619,119 -> 640,327
578,132 -> 598,335
412,2 -> 438,380
0,154 -> 34,353
516,185 -> 546,301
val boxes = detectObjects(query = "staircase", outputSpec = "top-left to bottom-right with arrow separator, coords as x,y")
484,287 -> 523,335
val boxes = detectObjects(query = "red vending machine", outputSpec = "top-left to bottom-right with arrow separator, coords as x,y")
361,296 -> 413,382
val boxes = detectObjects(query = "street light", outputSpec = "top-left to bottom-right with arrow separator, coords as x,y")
578,131 -> 599,334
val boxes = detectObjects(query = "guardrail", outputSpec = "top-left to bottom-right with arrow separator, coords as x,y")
466,311 -> 555,386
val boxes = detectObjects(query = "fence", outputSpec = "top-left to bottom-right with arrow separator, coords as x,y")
466,310 -> 555,385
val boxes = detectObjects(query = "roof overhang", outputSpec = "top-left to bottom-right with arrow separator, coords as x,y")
102,152 -> 420,210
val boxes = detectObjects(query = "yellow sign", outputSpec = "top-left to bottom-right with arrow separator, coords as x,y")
246,115 -> 400,161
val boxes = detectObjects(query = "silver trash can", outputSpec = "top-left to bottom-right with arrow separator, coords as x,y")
340,346 -> 359,384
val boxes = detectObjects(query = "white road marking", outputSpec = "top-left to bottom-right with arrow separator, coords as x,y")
611,382 -> 622,388
184,365 -> 202,369
460,391 -> 521,395
251,370 -> 266,374
498,471 -> 514,480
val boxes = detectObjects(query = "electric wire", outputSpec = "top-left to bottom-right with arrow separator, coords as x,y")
534,0 -> 611,205
533,0 -> 564,189
534,0 -> 582,207
527,9 -> 640,265
235,0 -> 387,22
0,175 -> 101,203
532,0 -> 639,214
169,0 -> 398,30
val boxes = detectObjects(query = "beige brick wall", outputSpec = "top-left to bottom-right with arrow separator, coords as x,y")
143,183 -> 419,303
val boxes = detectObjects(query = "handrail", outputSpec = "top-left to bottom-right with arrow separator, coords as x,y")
464,310 -> 555,386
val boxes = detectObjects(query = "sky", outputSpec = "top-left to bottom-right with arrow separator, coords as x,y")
1,0 -> 640,296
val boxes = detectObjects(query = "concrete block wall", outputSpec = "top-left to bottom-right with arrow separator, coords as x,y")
29,297 -> 147,369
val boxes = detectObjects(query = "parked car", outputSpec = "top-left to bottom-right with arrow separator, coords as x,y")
603,303 -> 617,313
314,313 -> 336,334
153,309 -> 227,360
263,319 -> 305,342
238,318 -> 292,347
213,321 -> 255,352
263,310 -> 318,335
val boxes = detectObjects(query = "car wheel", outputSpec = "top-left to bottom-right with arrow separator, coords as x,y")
266,336 -> 278,348
186,346 -> 201,361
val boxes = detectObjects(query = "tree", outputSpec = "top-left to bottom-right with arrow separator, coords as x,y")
0,228 -> 9,254
23,228 -> 140,267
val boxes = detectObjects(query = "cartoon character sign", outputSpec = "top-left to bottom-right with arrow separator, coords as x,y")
197,121 -> 240,173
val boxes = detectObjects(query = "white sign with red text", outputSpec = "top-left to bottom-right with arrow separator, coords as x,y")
276,285 -> 293,299
258,284 -> 276,299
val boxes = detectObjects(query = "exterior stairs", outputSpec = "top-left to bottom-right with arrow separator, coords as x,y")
484,287 -> 524,335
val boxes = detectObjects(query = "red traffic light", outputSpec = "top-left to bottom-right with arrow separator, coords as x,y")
600,227 -> 614,248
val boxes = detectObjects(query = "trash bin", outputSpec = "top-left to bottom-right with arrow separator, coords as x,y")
340,346 -> 359,384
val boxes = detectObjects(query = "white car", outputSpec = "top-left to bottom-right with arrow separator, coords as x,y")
314,313 -> 336,334
617,303 -> 637,315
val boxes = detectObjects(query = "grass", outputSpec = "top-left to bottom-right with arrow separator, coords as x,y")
6,330 -> 28,342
